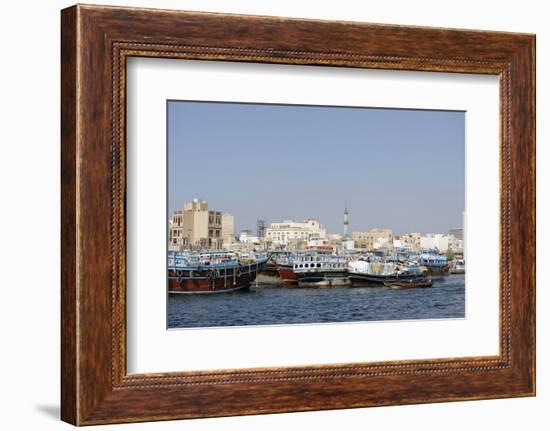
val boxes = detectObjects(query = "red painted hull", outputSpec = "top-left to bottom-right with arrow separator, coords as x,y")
168,266 -> 259,293
276,264 -> 298,286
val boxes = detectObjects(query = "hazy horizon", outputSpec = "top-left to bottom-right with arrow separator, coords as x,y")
168,101 -> 465,236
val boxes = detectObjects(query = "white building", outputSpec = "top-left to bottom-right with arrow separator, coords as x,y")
374,236 -> 391,249
239,230 -> 260,244
421,233 -> 447,251
420,233 -> 463,253
308,238 -> 329,247
265,218 -> 327,246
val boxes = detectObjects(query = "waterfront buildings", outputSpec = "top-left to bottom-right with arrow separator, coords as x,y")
351,229 -> 463,254
169,201 -> 463,255
447,235 -> 464,253
352,228 -> 393,250
418,233 -> 464,253
398,232 -> 422,252
168,199 -> 235,251
324,234 -> 343,250
239,229 -> 260,244
420,233 -> 450,252
265,218 -> 327,246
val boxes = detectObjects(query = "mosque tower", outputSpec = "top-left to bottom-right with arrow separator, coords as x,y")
343,205 -> 349,240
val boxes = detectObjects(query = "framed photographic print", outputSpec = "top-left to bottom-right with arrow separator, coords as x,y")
61,4 -> 535,425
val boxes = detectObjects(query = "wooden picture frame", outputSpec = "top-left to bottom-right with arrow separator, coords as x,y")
61,4 -> 535,425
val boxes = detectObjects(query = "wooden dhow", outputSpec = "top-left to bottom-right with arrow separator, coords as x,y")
168,251 -> 268,294
276,247 -> 349,287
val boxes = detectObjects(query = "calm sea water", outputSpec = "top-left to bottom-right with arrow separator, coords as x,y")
167,274 -> 465,329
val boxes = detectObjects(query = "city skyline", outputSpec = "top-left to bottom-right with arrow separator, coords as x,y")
168,101 -> 465,235
168,200 -> 462,238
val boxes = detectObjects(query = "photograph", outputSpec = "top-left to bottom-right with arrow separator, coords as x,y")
167,100 -> 466,329
47,1 -> 537,427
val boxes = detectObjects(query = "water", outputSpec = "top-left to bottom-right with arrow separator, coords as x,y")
168,274 -> 465,329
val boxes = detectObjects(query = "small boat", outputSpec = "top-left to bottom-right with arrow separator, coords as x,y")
449,259 -> 466,274
416,252 -> 449,275
383,279 -> 433,288
168,251 -> 268,294
348,258 -> 425,286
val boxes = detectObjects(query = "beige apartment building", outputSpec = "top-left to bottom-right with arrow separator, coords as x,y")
221,213 -> 235,248
168,199 -> 234,250
352,228 -> 393,250
399,232 -> 422,252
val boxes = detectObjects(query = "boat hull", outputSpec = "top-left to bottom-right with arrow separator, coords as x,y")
419,261 -> 450,275
349,273 -> 425,286
421,264 -> 449,275
383,279 -> 433,288
276,264 -> 299,286
168,264 -> 262,294
349,273 -> 399,285
297,271 -> 350,287
259,262 -> 279,276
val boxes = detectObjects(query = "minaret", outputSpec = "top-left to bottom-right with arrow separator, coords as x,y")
343,205 -> 349,240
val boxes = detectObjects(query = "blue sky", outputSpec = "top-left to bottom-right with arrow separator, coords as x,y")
168,101 -> 465,235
